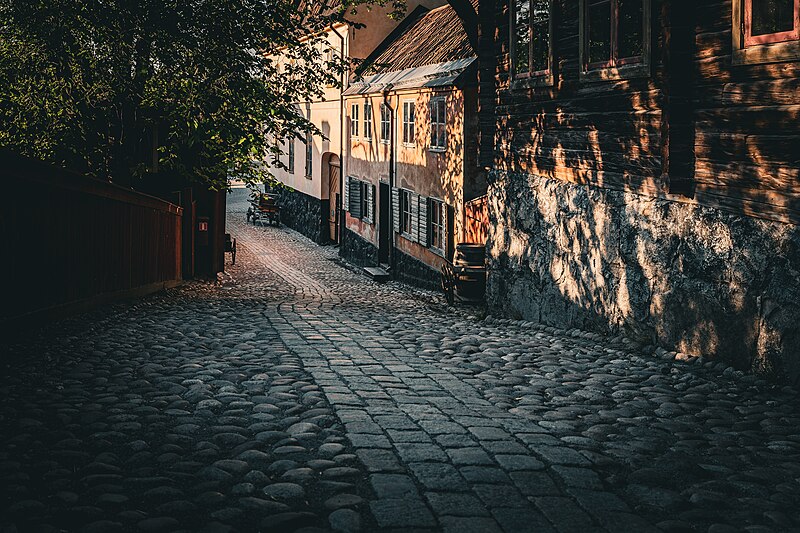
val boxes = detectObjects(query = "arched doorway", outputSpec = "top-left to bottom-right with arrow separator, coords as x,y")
326,154 -> 341,243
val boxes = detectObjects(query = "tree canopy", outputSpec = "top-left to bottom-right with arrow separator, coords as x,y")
0,0 -> 406,190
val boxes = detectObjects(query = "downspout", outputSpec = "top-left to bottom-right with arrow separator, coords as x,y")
330,23 -> 346,245
383,86 -> 396,269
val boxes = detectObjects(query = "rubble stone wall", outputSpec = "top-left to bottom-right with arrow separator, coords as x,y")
486,170 -> 800,382
340,228 -> 379,268
277,188 -> 329,245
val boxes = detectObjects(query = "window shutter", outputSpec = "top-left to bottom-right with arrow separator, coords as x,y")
349,179 -> 362,218
410,193 -> 419,243
366,183 -> 376,224
446,203 -> 455,262
343,176 -> 350,211
418,195 -> 428,246
392,187 -> 400,233
425,198 -> 432,247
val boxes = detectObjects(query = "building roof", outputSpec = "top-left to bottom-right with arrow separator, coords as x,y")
343,57 -> 476,95
363,1 -> 476,75
296,0 -> 342,18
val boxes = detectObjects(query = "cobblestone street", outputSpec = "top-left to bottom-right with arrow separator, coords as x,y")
2,188 -> 800,533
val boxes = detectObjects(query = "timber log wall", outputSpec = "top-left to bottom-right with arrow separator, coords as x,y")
483,0 -> 800,381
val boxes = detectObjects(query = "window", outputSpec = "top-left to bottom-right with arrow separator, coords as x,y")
305,132 -> 313,178
364,101 -> 372,141
401,189 -> 413,235
380,104 -> 391,143
288,139 -> 295,173
512,0 -> 553,79
430,98 -> 446,151
429,199 -> 445,252
733,0 -> 799,64
580,0 -> 650,79
351,104 -> 359,137
746,0 -> 799,45
360,181 -> 370,221
402,101 -> 416,145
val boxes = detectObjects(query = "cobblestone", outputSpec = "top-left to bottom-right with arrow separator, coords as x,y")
2,188 -> 800,532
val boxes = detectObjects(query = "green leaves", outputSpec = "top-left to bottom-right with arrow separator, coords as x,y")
0,0 -> 386,190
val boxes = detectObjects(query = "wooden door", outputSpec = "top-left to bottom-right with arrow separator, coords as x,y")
328,159 -> 340,243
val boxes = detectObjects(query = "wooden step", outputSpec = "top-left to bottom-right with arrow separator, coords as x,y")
363,266 -> 391,283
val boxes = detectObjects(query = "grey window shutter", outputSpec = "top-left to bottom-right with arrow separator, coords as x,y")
446,203 -> 455,262
367,184 -> 376,224
343,176 -> 350,211
349,179 -> 362,218
410,193 -> 419,243
392,187 -> 400,233
418,195 -> 428,246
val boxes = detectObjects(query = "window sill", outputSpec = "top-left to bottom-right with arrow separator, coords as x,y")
380,140 -> 390,145
510,72 -> 555,90
429,246 -> 446,257
732,40 -> 800,65
429,147 -> 446,153
580,62 -> 649,83
305,175 -> 312,180
402,143 -> 416,149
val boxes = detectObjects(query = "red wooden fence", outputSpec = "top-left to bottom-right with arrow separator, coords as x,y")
0,151 -> 182,326
464,195 -> 489,244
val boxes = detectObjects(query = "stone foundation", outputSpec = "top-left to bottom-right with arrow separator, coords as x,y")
394,248 -> 441,292
487,170 -> 800,382
340,228 -> 379,268
276,188 -> 329,245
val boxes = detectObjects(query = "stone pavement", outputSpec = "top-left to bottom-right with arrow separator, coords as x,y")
2,188 -> 800,533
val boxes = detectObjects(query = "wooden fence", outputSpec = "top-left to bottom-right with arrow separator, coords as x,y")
464,195 -> 489,244
0,151 -> 182,327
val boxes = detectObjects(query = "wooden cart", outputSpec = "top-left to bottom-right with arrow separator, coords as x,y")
247,193 -> 281,227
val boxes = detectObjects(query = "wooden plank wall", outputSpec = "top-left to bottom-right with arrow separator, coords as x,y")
693,1 -> 800,222
493,0 -> 669,197
0,152 -> 182,323
488,0 -> 800,223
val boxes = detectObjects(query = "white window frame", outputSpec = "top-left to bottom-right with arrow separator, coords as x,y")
363,100 -> 373,141
428,198 -> 446,255
351,103 -> 360,138
402,100 -> 416,146
288,138 -> 295,174
400,189 -> 413,236
380,104 -> 391,144
429,97 -> 447,152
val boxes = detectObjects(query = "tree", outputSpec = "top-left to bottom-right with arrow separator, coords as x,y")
0,0 -> 405,190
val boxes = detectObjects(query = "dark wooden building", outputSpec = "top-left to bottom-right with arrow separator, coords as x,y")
479,0 -> 800,380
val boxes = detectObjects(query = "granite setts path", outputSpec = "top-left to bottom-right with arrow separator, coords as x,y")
2,188 -> 799,533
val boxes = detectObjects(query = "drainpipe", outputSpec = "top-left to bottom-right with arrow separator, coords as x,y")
383,86 -> 396,269
330,23 -> 346,246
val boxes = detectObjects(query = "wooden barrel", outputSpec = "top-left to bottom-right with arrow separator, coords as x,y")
453,243 -> 486,302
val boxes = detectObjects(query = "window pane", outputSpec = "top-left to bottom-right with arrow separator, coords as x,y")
618,0 -> 644,59
588,0 -> 612,64
531,0 -> 550,71
514,0 -> 531,74
752,0 -> 796,35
